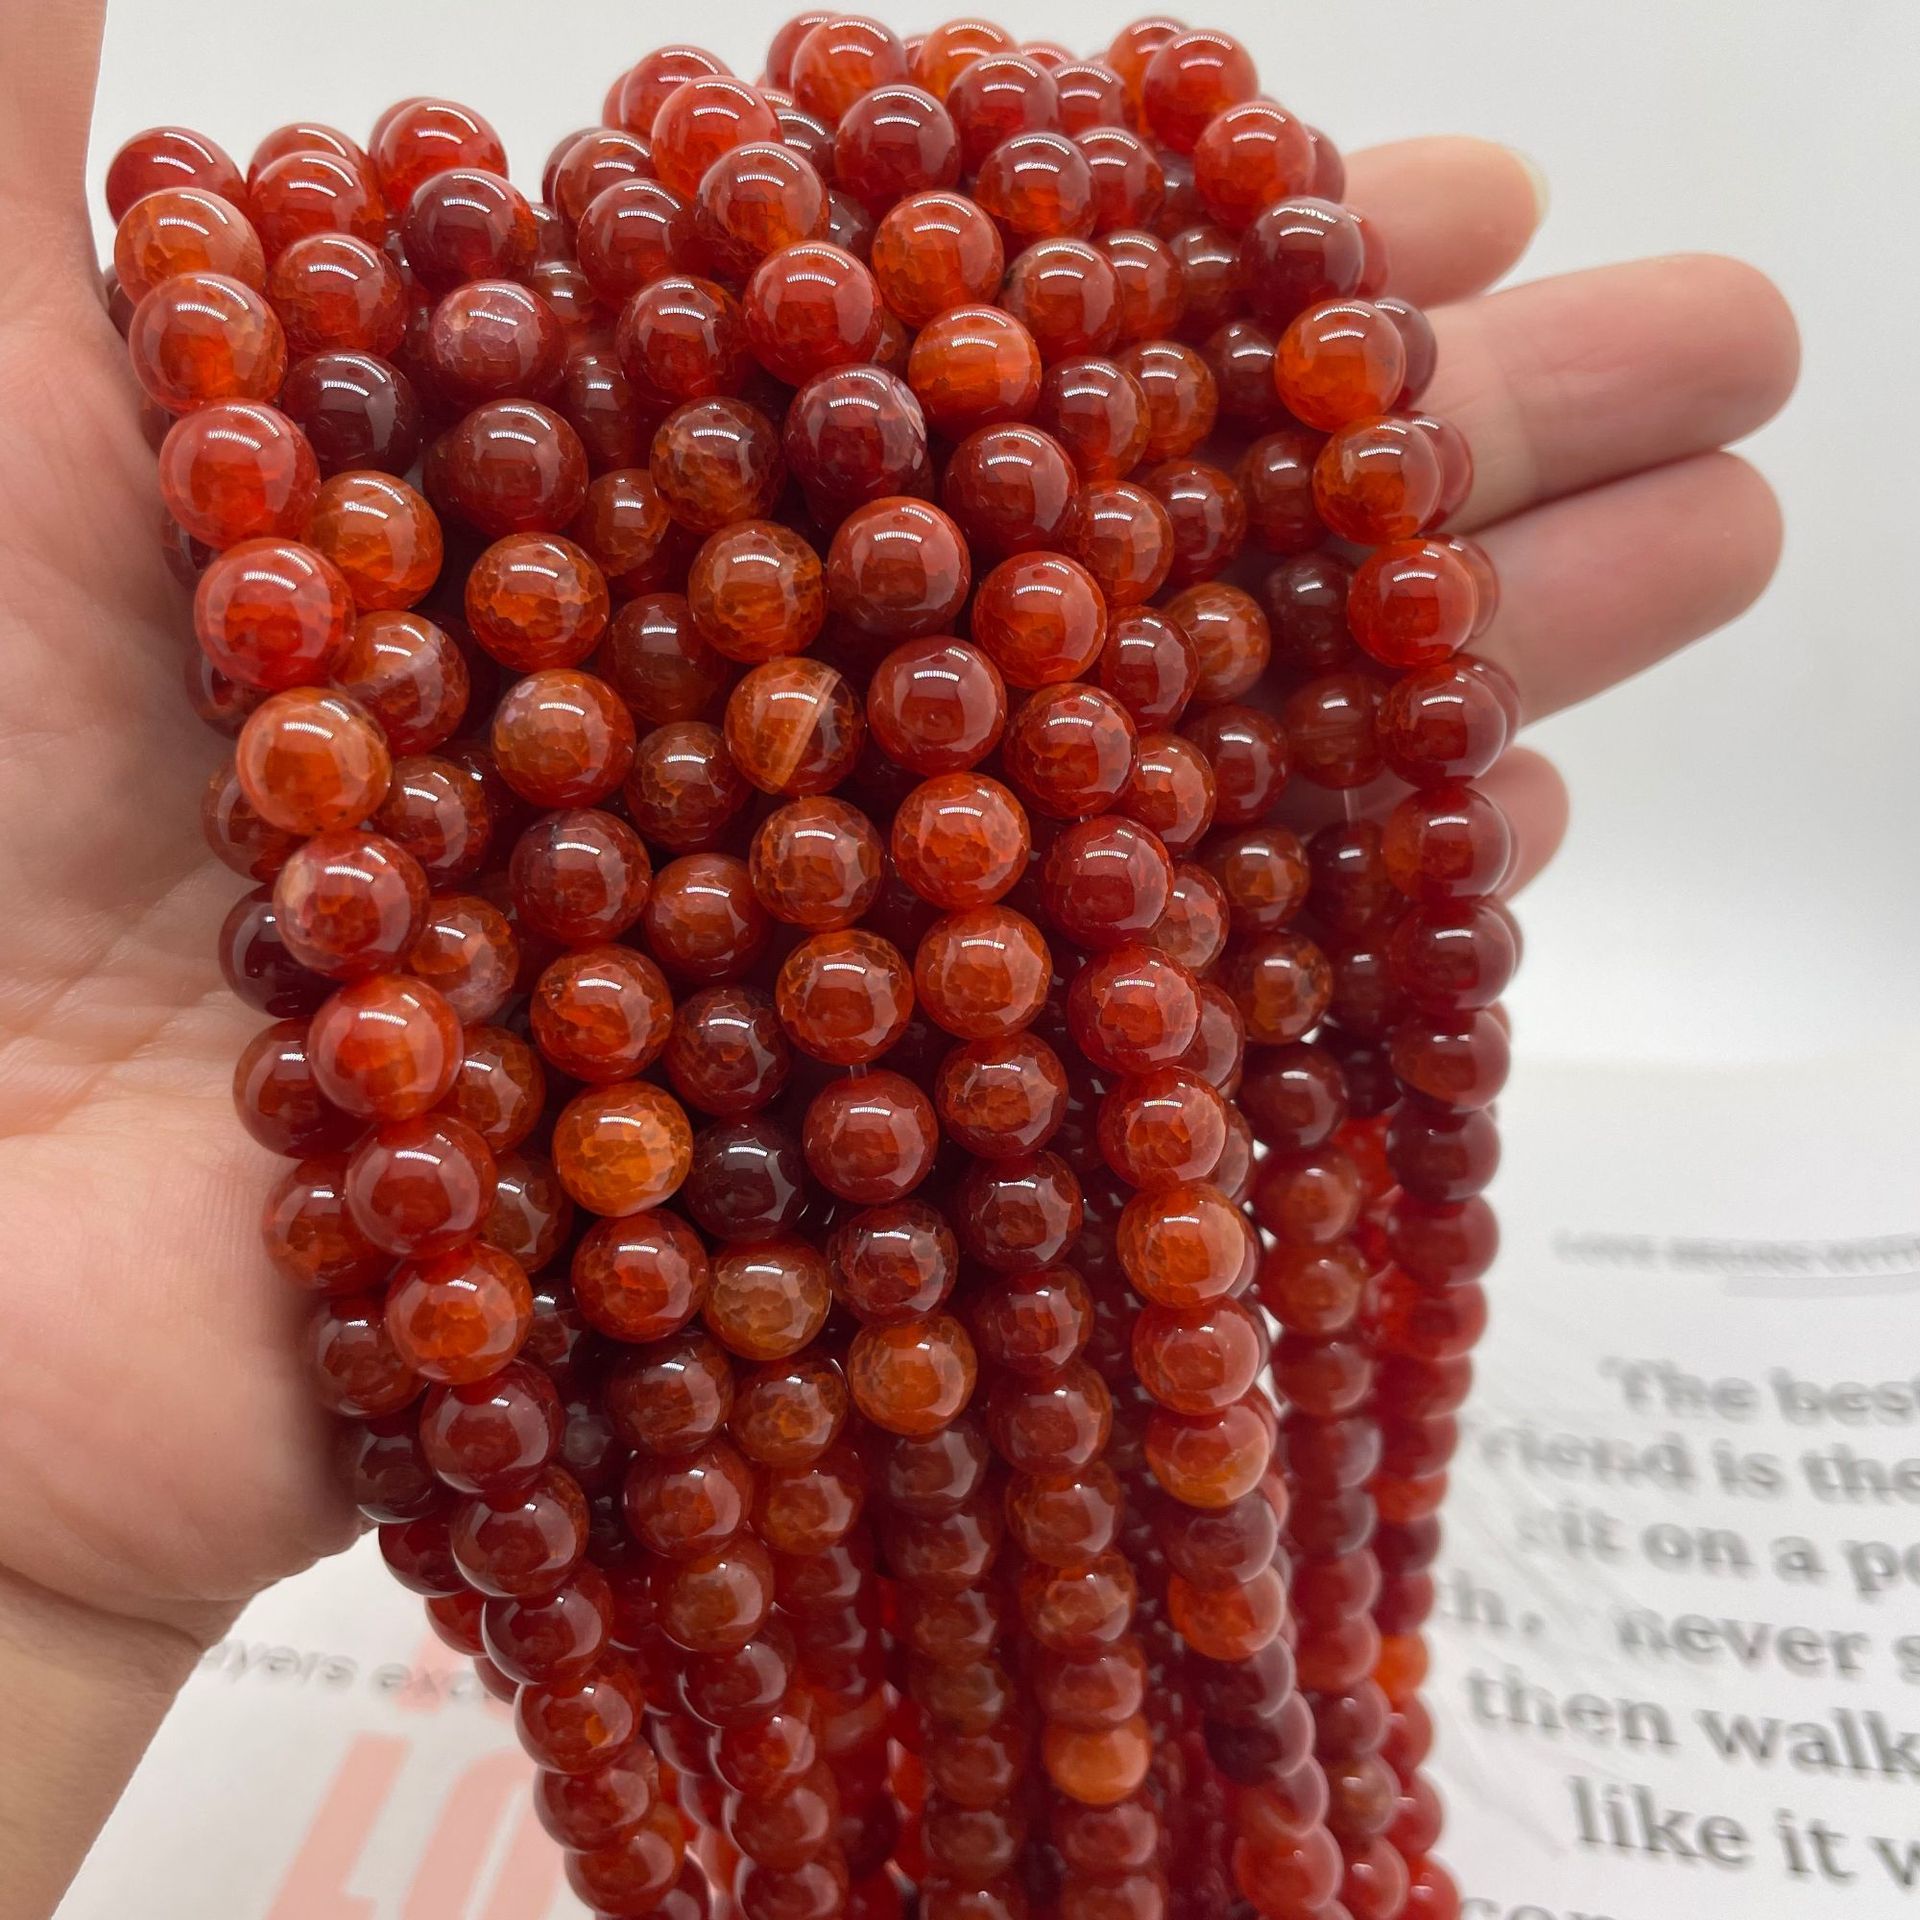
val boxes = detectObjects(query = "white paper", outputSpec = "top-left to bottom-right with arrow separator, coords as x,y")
55,1042 -> 1920,1919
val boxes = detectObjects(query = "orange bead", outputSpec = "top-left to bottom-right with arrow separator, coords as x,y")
129,272 -> 287,414
706,1235 -> 833,1360
915,907 -> 1051,1040
725,657 -> 864,796
114,185 -> 264,301
465,533 -> 611,672
892,773 -> 1031,909
909,306 -> 1043,437
970,552 -> 1106,689
307,471 -> 443,611
308,972 -> 463,1121
553,1082 -> 695,1216
871,190 -> 1006,327
1043,1716 -> 1151,1807
386,1241 -> 533,1385
848,1313 -> 978,1436
236,688 -> 391,833
776,930 -> 915,1065
1276,299 -> 1409,432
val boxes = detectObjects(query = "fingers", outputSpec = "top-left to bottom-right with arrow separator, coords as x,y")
0,0 -> 105,212
1485,747 -> 1570,897
1427,253 -> 1799,532
1342,136 -> 1547,309
1474,450 -> 1784,721
0,0 -> 106,305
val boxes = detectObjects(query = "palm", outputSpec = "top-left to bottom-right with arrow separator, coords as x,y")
0,267 -> 353,1641
0,12 -> 1797,1656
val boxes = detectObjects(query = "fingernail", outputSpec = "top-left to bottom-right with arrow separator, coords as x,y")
1512,147 -> 1550,223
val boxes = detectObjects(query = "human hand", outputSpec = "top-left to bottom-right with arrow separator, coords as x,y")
0,4 -> 1796,1911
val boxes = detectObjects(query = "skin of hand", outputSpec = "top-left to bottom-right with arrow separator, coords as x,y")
0,4 -> 1799,1914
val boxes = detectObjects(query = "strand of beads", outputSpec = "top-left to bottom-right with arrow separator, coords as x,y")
104,15 -> 1528,1918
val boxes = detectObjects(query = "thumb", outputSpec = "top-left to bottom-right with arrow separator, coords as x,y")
0,0 -> 107,277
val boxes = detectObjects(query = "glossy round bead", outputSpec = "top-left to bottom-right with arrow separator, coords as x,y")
1284,671 -> 1384,790
552,1081 -> 694,1218
1192,100 -> 1313,231
936,1032 -> 1069,1159
975,133 -> 1095,246
1076,129 -> 1165,242
402,894 -> 515,1030
725,658 -> 863,796
1100,231 -> 1186,344
1140,459 -> 1244,587
1044,1717 -> 1151,1807
574,178 -> 693,305
706,1236 -> 832,1360
1149,861 -> 1231,974
1203,824 -> 1310,935
1114,340 -> 1215,464
599,592 -> 729,725
871,190 -> 1005,326
948,54 -> 1061,170
913,19 -> 1016,99
271,827 -> 428,980
333,612 -> 468,755
608,45 -> 732,135
1067,944 -> 1199,1073
1036,358 -> 1149,481
489,669 -> 634,809
1040,817 -> 1172,949
698,142 -> 831,268
651,76 -> 781,198
1065,480 -> 1174,608
262,1155 -> 387,1292
373,99 -> 506,208
1378,660 -> 1512,787
909,306 -> 1043,438
1276,298 -> 1408,432
439,400 -> 590,539
834,85 -> 961,210
371,753 -> 492,886
511,807 -> 653,942
625,1438 -> 755,1558
1225,930 -> 1336,1046
1314,414 -> 1448,543
278,350 -> 418,480
386,1242 -> 534,1387
423,280 -> 566,407
247,149 -> 386,259
652,398 -> 786,533
743,243 -> 885,386
345,1111 -> 496,1260
914,907 -> 1051,1039
827,497 -> 971,638
1349,538 -> 1479,669
310,1295 -> 419,1415
613,275 -> 746,406
465,533 -> 610,671
399,168 -> 535,292
1206,319 -> 1285,429
305,470 -> 442,612
751,798 -> 885,929
157,402 -> 319,554
1113,1177 -> 1256,1311
550,126 -> 655,226
568,1205 -> 714,1344
970,551 -> 1106,689
1239,197 -> 1366,329
790,17 -> 910,125
1003,684 -> 1136,819
730,1355 -> 849,1468
892,773 -> 1030,908
438,1025 -> 544,1158
1118,730 -> 1214,853
264,231 -> 407,360
532,946 -> 674,1083
643,852 -> 772,980
848,1313 -> 978,1436
784,366 -> 928,514
665,985 -> 792,1119
866,638 -> 1007,774
1239,428 -> 1327,554
236,688 -> 390,834
106,127 -> 246,224
775,930 -> 914,1065
956,1152 -> 1083,1273
194,537 -> 353,691
1140,29 -> 1256,153
1162,581 -> 1267,705
1099,609 -> 1196,725
804,1070 -> 939,1203
130,273 -> 288,414
1132,1296 -> 1262,1415
941,424 -> 1081,557
829,1199 -> 957,1324
1100,1071 -> 1229,1192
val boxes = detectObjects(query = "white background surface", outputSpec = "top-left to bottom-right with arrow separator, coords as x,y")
66,5 -> 1920,1918
87,0 -> 1920,1069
